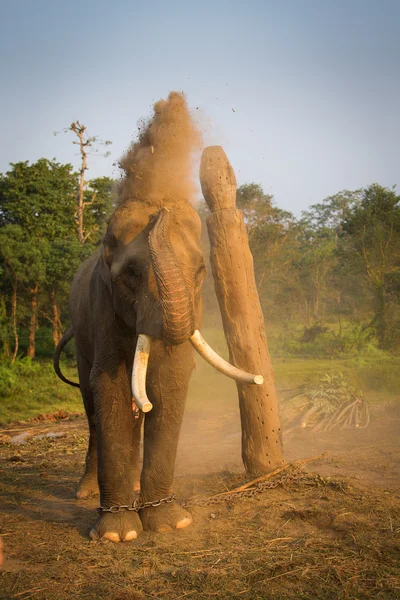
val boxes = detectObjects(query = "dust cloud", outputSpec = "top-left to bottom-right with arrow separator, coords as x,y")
118,91 -> 203,208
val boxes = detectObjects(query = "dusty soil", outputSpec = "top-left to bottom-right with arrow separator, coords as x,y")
1,402 -> 400,599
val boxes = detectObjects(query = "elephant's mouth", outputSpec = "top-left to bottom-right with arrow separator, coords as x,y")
131,331 -> 264,413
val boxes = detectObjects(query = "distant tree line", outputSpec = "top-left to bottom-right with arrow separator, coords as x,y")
234,183 -> 400,353
0,154 -> 399,360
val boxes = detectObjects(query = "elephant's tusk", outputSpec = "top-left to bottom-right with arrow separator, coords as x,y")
189,330 -> 264,385
131,334 -> 153,413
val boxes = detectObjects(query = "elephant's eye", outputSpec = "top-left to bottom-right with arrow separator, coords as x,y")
127,264 -> 139,277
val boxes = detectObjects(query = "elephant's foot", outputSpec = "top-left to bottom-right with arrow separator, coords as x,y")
139,501 -> 193,533
89,510 -> 143,542
75,473 -> 99,499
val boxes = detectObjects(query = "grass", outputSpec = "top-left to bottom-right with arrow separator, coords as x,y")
0,361 -> 82,425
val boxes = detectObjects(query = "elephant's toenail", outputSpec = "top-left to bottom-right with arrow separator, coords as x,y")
158,525 -> 174,533
176,517 -> 193,529
103,531 -> 121,542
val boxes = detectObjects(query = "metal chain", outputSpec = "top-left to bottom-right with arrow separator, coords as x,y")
97,494 -> 176,514
181,468 -> 307,508
97,468 -> 316,514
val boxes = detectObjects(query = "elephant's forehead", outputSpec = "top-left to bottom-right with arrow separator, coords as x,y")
112,204 -> 202,251
169,220 -> 203,264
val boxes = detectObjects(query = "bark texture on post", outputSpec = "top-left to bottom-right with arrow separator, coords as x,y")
201,146 -> 285,474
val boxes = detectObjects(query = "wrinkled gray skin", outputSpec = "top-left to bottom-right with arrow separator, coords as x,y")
67,202 -> 205,540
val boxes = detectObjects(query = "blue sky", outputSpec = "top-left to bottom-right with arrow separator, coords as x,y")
1,0 -> 399,214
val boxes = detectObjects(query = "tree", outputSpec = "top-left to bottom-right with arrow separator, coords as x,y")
340,184 -> 400,349
286,222 -> 336,329
0,160 -> 79,356
66,122 -> 111,243
0,158 -> 115,355
0,225 -> 43,362
300,190 -> 364,325
302,190 -> 363,233
83,176 -> 115,245
43,239 -> 83,346
236,184 -> 299,323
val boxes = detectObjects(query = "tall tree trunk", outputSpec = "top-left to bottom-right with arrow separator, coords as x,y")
11,285 -> 18,365
70,121 -> 88,244
49,290 -> 62,347
27,283 -> 39,359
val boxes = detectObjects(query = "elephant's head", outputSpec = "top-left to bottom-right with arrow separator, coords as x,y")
100,204 -> 204,342
99,202 -> 262,412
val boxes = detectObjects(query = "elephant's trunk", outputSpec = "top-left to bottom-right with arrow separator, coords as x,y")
148,208 -> 195,345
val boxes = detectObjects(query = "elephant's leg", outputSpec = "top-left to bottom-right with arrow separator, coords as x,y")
139,341 -> 194,532
89,362 -> 143,542
75,352 -> 99,499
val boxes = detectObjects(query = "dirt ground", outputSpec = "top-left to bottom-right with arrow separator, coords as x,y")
1,401 -> 400,600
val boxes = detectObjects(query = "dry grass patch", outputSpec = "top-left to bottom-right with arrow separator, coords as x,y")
1,423 -> 400,599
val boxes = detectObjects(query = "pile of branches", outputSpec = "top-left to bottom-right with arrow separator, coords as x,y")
283,373 -> 370,433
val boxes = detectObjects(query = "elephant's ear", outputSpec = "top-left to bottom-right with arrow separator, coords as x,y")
98,245 -> 112,295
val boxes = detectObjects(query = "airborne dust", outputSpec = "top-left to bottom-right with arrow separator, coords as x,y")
118,91 -> 203,208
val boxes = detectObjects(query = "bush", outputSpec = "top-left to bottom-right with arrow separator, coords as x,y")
0,364 -> 17,397
14,356 -> 41,377
281,325 -> 381,359
0,358 -> 43,397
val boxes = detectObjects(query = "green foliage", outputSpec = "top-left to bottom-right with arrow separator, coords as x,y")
339,184 -> 400,349
13,356 -> 41,376
0,157 -> 115,359
242,182 -> 400,355
83,176 -> 115,245
0,159 -> 77,236
0,358 -> 40,397
281,324 -> 379,358
0,364 -> 17,397
296,372 -> 363,414
0,358 -> 81,424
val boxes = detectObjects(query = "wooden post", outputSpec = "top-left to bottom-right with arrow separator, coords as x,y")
200,146 -> 285,474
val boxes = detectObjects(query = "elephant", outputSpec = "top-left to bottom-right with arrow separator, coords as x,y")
54,198 -> 261,543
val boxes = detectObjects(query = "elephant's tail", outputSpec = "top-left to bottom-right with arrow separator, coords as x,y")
53,328 -> 80,388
